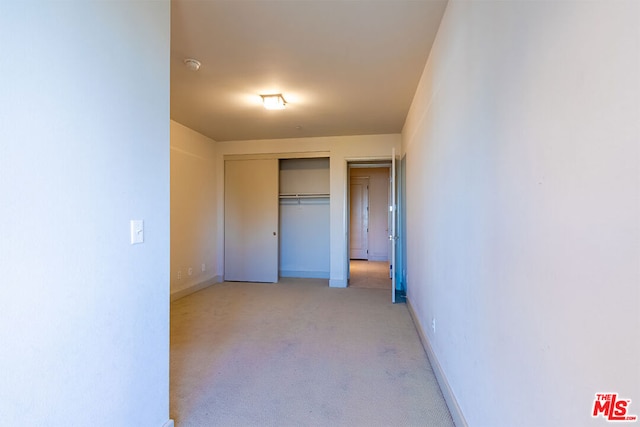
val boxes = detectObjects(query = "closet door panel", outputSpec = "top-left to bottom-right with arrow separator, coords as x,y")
224,159 -> 279,282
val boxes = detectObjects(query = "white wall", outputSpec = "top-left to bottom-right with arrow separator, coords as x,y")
216,134 -> 400,287
402,1 -> 639,426
170,121 -> 219,298
0,2 -> 171,426
280,157 -> 331,195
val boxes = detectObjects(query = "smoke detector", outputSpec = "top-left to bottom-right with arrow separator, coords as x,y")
183,58 -> 201,71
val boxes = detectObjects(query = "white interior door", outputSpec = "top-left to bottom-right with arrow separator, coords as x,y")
224,158 -> 279,282
350,177 -> 369,259
391,149 -> 397,302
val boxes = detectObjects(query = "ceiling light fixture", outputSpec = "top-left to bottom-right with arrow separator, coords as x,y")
261,94 -> 286,110
183,58 -> 201,71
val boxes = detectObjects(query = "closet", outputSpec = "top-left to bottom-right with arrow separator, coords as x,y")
279,158 -> 330,279
223,157 -> 329,282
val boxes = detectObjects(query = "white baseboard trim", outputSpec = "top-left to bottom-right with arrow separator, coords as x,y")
368,255 -> 389,262
329,278 -> 347,288
171,275 -> 222,302
280,270 -> 330,279
162,419 -> 174,427
406,298 -> 468,427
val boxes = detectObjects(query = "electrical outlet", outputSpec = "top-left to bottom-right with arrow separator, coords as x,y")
188,267 -> 193,276
432,318 -> 436,334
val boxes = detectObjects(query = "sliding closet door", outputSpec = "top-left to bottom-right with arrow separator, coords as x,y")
224,159 -> 279,282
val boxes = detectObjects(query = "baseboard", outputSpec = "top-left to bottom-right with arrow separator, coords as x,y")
280,270 -> 330,279
367,255 -> 389,262
406,298 -> 468,427
162,419 -> 174,427
329,278 -> 347,288
170,275 -> 222,302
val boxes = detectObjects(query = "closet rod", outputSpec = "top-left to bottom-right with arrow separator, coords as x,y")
279,193 -> 330,199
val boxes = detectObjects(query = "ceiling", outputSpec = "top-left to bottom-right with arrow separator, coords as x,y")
170,0 -> 448,142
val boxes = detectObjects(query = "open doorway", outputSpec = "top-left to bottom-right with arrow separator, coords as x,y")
348,162 -> 392,289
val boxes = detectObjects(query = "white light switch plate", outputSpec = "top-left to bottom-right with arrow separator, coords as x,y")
130,220 -> 144,244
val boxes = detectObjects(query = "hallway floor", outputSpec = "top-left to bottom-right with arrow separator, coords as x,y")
349,260 -> 392,290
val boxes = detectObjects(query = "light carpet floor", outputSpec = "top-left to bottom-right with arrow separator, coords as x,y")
349,260 -> 392,290
170,278 -> 454,427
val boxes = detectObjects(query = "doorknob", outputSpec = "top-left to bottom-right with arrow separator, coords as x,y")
273,231 -> 277,236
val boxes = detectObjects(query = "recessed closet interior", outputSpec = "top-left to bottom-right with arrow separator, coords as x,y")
279,157 -> 330,279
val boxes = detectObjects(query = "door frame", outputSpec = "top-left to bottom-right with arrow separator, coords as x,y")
346,160 -> 392,285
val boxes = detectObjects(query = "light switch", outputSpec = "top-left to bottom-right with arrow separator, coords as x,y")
130,220 -> 144,244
